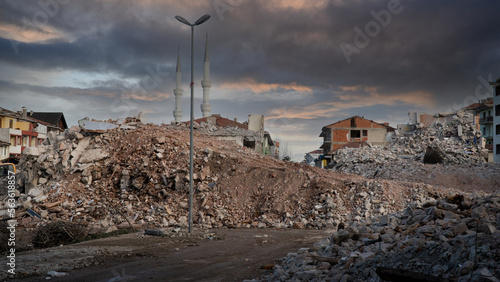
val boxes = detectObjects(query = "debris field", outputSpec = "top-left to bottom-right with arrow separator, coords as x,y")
0,116 -> 499,281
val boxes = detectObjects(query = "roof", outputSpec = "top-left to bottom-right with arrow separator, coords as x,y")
29,112 -> 68,129
0,107 -> 54,127
320,115 -> 395,136
465,103 -> 483,110
194,115 -> 248,130
307,149 -> 324,155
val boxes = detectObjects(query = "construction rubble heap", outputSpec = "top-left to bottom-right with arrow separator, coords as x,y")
1,115 -> 499,281
329,111 -> 499,182
3,122 -> 451,233
256,192 -> 500,282
196,120 -> 263,141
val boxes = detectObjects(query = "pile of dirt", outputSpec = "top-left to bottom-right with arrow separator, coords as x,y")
2,123 -> 448,234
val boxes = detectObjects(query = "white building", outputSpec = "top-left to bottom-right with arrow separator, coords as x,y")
0,140 -> 9,162
492,78 -> 500,163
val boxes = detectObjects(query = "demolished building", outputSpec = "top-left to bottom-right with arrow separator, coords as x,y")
193,114 -> 278,158
329,110 -> 489,181
319,116 -> 395,165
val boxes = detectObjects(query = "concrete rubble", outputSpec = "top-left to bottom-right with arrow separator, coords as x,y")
1,113 -> 498,281
2,121 -> 448,235
196,120 -> 263,141
329,111 -> 498,182
255,192 -> 500,282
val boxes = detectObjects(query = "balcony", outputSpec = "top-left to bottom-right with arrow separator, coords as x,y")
479,116 -> 493,124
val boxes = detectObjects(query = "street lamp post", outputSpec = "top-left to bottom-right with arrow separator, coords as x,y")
175,14 -> 211,234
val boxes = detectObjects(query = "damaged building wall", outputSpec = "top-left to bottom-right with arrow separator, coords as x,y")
194,114 -> 275,157
320,116 -> 394,155
213,135 -> 244,147
409,112 -> 455,128
248,114 -> 264,132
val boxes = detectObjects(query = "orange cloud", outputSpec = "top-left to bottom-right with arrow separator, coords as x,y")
265,0 -> 328,10
220,79 -> 312,95
122,90 -> 170,102
266,87 -> 436,120
0,22 -> 69,43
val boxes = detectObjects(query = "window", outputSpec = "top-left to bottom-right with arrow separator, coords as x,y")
483,127 -> 487,136
351,130 -> 361,138
496,105 -> 500,116
22,136 -> 28,146
496,86 -> 500,96
362,130 -> 368,137
9,119 -> 13,128
497,144 -> 500,155
497,124 -> 500,135
483,112 -> 486,119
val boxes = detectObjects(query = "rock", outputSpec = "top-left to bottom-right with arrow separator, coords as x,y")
79,149 -> 109,163
105,225 -> 118,233
59,142 -> 67,151
34,195 -> 48,203
23,146 -> 40,156
460,260 -> 474,275
478,223 -> 496,235
330,229 -> 350,245
473,268 -> 500,282
379,214 -> 390,225
28,188 -> 43,197
70,137 -> 91,167
153,136 -> 166,144
453,222 -> 469,235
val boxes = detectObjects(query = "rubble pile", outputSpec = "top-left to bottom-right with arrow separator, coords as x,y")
330,146 -> 400,178
258,192 -> 500,282
329,111 -> 498,185
390,111 -> 484,163
2,123 -> 448,233
196,120 -> 262,141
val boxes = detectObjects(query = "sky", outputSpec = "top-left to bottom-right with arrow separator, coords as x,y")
1,0 -> 500,161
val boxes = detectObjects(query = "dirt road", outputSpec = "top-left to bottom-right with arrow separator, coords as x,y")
8,228 -> 333,281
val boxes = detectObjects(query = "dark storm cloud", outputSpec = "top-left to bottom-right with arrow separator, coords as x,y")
1,0 -> 500,159
2,0 -> 499,94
